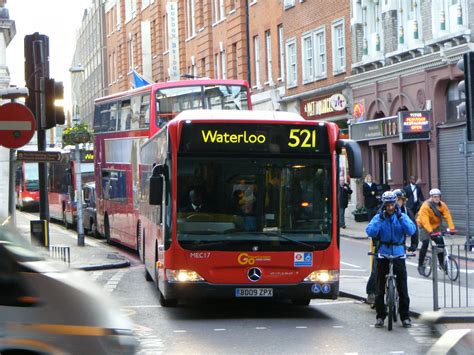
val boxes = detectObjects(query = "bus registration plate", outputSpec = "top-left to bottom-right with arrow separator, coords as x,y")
235,288 -> 273,297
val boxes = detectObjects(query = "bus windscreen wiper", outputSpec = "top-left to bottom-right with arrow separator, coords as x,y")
256,231 -> 315,251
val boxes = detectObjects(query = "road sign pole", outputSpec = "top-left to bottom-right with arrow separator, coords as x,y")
8,148 -> 16,226
75,145 -> 85,246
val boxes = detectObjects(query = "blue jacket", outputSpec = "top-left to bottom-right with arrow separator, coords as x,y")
366,211 -> 416,257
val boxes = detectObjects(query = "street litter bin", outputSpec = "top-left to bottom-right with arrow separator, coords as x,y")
30,220 -> 49,247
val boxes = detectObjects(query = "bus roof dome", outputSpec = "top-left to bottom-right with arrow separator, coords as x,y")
174,109 -> 307,122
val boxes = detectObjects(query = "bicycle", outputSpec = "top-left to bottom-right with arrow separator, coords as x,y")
368,252 -> 415,331
418,229 -> 459,282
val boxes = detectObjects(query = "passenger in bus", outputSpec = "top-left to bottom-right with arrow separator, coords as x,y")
180,186 -> 210,213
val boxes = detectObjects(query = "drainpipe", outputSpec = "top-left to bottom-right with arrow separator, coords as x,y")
245,0 -> 251,86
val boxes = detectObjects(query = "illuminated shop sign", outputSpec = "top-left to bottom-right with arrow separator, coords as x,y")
349,111 -> 431,142
398,111 -> 431,141
301,94 -> 348,120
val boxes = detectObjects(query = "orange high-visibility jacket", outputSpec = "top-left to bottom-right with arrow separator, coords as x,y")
416,200 -> 455,233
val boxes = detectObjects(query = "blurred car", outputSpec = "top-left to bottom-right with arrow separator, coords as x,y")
83,182 -> 98,237
0,225 -> 136,354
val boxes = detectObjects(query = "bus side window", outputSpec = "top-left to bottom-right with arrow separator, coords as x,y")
139,94 -> 150,129
119,99 -> 131,131
130,95 -> 141,130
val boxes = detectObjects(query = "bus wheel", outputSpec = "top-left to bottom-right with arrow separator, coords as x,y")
159,292 -> 178,307
104,217 -> 111,244
291,298 -> 311,306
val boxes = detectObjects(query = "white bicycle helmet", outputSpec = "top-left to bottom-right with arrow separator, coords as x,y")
381,191 -> 397,204
429,188 -> 441,196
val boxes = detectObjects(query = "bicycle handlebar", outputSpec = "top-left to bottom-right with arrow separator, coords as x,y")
430,229 -> 457,238
367,252 -> 416,259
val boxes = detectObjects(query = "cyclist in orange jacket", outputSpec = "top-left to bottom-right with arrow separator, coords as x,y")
416,188 -> 455,275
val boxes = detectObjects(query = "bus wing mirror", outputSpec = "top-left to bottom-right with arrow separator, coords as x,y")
336,139 -> 363,179
150,164 -> 167,205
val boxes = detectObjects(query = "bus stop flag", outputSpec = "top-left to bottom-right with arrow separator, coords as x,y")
132,70 -> 152,88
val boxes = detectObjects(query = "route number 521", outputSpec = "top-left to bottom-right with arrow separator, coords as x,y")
288,129 -> 316,148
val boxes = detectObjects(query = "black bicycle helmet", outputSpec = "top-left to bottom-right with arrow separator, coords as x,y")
393,189 -> 406,199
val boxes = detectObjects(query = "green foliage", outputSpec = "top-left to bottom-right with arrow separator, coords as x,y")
352,206 -> 367,215
62,122 -> 92,146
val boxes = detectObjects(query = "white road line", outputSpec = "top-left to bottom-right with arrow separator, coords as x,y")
427,329 -> 471,355
341,261 -> 361,268
313,300 -> 355,306
389,352 -> 405,354
173,330 -> 187,333
213,329 -> 226,331
340,268 -> 367,272
333,325 -> 344,328
295,326 -> 308,329
255,327 -> 267,330
124,305 -> 162,308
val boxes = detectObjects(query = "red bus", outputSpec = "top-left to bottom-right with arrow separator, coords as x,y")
15,162 -> 40,211
93,79 -> 251,249
139,110 -> 362,306
48,147 -> 95,227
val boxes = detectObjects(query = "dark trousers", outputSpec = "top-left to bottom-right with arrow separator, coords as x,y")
375,258 -> 410,321
418,236 -> 445,268
366,206 -> 378,221
339,207 -> 346,227
366,256 -> 377,295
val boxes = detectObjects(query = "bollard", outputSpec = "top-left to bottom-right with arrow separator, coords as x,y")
30,220 -> 49,247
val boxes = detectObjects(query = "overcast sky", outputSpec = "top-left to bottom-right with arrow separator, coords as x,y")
6,0 -> 92,109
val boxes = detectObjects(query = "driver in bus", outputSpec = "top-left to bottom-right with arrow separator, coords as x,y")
180,186 -> 210,213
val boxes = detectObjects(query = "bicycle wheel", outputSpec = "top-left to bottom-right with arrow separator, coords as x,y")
386,280 -> 395,331
445,255 -> 459,282
393,287 -> 399,323
422,256 -> 432,277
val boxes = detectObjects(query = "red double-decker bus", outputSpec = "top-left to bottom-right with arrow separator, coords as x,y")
15,162 -> 39,211
93,79 -> 251,249
139,110 -> 362,306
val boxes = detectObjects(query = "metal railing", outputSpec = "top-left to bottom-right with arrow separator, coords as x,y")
49,245 -> 71,265
431,243 -> 473,311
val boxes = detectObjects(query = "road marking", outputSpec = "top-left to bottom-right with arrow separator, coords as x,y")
213,329 -> 226,331
124,305 -> 162,308
341,261 -> 361,268
255,327 -> 267,330
333,325 -> 344,328
340,268 -> 367,272
427,329 -> 471,354
313,300 -> 355,306
389,351 -> 405,354
103,269 -> 128,293
173,330 -> 187,333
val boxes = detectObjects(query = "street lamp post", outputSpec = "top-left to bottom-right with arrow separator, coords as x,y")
69,65 -> 85,246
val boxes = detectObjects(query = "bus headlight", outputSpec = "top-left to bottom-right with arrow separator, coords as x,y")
166,269 -> 205,282
304,270 -> 339,282
23,197 -> 34,202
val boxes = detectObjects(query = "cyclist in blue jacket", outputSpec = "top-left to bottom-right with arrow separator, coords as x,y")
366,191 -> 417,328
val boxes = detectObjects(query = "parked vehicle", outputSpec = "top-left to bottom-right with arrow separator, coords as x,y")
83,182 -> 98,237
0,226 -> 136,354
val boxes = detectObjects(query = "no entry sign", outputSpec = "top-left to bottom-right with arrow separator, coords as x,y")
0,103 -> 36,149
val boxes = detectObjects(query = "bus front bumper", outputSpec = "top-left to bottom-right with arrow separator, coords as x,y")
163,281 -> 339,301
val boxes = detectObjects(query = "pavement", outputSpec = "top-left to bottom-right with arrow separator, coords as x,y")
8,211 -> 130,271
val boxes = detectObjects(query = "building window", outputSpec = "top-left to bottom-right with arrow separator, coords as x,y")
265,30 -> 272,84
213,0 -> 225,23
278,24 -> 284,81
201,57 -> 206,77
163,14 -> 168,52
221,50 -> 227,79
142,0 -> 150,10
284,0 -> 295,10
315,28 -> 326,78
286,38 -> 297,88
332,19 -> 345,74
125,0 -> 136,23
253,35 -> 261,88
215,52 -> 220,79
302,33 -> 313,83
186,0 -> 196,38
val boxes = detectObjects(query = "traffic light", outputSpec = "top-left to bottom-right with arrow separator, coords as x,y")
24,33 -> 49,118
44,78 -> 65,129
457,52 -> 474,141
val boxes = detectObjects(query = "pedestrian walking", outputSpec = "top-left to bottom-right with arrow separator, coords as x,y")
403,176 -> 424,216
363,174 -> 378,221
339,176 -> 352,229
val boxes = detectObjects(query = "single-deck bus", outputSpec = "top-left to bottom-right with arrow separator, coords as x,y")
139,110 -> 362,306
93,79 -> 251,249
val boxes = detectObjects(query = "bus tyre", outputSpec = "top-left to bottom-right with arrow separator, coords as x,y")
291,298 -> 311,306
159,292 -> 177,307
144,266 -> 153,281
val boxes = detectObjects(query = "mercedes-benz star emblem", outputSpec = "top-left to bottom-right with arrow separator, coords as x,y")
247,267 -> 262,282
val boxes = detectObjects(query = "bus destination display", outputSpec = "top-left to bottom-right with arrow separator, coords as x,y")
179,123 -> 329,155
